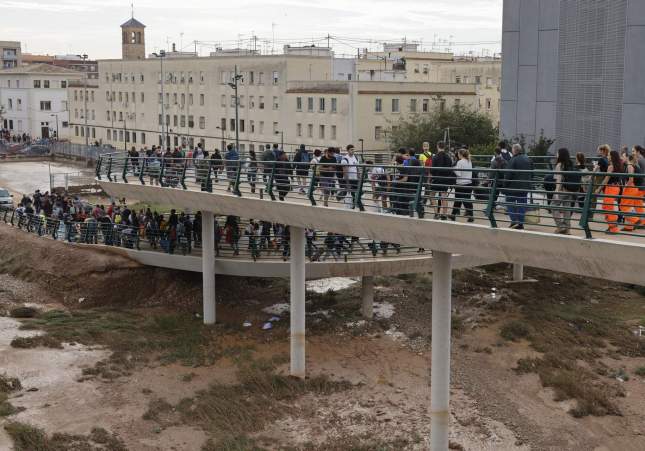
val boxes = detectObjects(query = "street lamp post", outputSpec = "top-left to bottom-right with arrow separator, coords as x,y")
152,50 -> 167,149
227,65 -> 243,153
49,114 -> 59,140
119,114 -> 132,153
77,54 -> 89,146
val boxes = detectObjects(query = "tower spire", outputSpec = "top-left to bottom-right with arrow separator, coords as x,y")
131,1 -> 134,19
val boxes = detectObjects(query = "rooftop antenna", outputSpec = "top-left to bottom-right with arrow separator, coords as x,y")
271,22 -> 276,54
131,1 -> 134,18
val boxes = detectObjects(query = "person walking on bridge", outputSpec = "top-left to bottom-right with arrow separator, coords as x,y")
551,147 -> 579,234
503,144 -> 533,230
600,150 -> 625,234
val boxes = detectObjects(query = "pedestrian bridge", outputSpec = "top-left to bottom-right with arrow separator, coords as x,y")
96,153 -> 645,286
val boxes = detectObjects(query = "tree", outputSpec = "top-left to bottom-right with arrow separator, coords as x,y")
387,104 -> 499,153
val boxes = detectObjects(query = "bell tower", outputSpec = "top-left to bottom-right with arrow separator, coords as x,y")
121,17 -> 146,60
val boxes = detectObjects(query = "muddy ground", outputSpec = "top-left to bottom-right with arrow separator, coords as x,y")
1,223 -> 645,450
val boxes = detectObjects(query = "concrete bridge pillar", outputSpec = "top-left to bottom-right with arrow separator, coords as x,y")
513,263 -> 524,282
201,211 -> 216,325
430,250 -> 452,451
361,276 -> 374,319
290,226 -> 306,379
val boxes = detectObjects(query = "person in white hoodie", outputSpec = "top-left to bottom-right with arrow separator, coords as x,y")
451,148 -> 475,222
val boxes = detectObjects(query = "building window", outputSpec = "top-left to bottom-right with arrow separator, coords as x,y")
221,94 -> 226,107
273,122 -> 278,134
200,94 -> 205,106
273,96 -> 279,110
307,97 -> 314,112
189,93 -> 193,105
331,125 -> 337,140
455,76 -> 461,84
33,80 -> 41,88
106,129 -> 111,140
173,115 -> 178,127
61,80 -> 67,88
259,121 -> 264,134
307,124 -> 313,138
296,97 -> 302,111
249,96 -> 255,108
91,91 -> 94,101
230,118 -> 235,131
180,115 -> 186,127
199,116 -> 206,129
475,76 -> 481,84
454,98 -> 461,107
439,99 -> 446,112
74,90 -> 78,101
296,123 -> 302,137
319,125 -> 325,139
140,92 -> 144,103
188,115 -> 194,128
272,71 -> 279,84
259,96 -> 265,109
39,101 -> 51,111
240,119 -> 245,132
249,71 -> 254,84
75,126 -> 79,136
319,98 -> 325,112
410,99 -> 417,112
158,114 -> 162,125
181,93 -> 185,105
375,98 -> 382,113
173,93 -> 177,104
250,120 -> 255,133
331,98 -> 337,113
374,126 -> 383,140
239,95 -> 245,107
43,80 -> 50,88
258,72 -> 264,84
141,132 -> 146,144
422,99 -> 429,112
486,98 -> 492,110
391,98 -> 400,113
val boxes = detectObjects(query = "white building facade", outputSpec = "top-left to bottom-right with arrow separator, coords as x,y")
0,63 -> 82,139
501,0 -> 645,153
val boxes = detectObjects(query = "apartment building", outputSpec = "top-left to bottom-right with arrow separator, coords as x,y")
66,18 -> 478,153
0,41 -> 21,69
67,54 -> 476,153
0,63 -> 82,139
359,43 -> 501,126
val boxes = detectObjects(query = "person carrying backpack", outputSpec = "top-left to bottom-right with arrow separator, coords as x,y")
551,148 -> 579,234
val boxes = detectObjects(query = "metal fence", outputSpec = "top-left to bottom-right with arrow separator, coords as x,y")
0,206 -> 423,261
96,152 -> 645,240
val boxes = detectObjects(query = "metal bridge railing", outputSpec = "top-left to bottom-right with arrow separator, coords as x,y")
0,206 -> 425,262
95,153 -> 645,240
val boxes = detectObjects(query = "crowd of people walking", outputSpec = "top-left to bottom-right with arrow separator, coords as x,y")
4,190 -> 408,261
114,140 -> 645,236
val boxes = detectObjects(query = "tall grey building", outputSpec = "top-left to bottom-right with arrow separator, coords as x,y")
501,0 -> 645,154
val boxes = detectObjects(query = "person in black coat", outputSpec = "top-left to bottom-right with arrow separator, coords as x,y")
503,144 -> 534,229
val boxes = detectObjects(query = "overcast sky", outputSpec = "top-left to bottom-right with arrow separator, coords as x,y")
2,0 -> 503,59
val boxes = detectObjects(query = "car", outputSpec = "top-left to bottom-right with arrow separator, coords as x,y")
0,188 -> 14,208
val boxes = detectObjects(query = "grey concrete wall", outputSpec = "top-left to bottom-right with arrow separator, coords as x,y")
621,0 -> 645,147
501,0 -> 559,145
